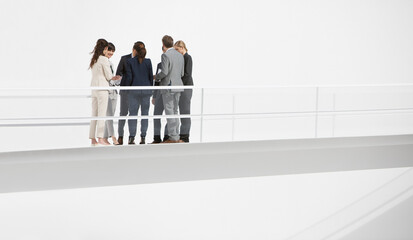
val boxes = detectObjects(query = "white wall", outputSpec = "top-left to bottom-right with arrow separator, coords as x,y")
1,0 -> 413,88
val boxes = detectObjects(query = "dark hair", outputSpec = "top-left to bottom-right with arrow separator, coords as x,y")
108,42 -> 115,52
90,38 -> 108,69
162,35 -> 174,48
133,41 -> 146,64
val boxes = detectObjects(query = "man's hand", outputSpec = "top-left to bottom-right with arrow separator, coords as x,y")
151,98 -> 156,105
153,75 -> 156,80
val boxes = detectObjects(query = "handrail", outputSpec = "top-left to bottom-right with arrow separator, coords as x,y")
2,107 -> 413,121
1,83 -> 413,92
1,108 -> 413,127
1,84 -> 413,142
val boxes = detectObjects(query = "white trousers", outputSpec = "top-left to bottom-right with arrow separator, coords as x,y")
89,90 -> 109,139
104,92 -> 118,138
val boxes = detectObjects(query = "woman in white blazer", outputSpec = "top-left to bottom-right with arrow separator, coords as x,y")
89,39 -> 120,146
103,42 -> 121,145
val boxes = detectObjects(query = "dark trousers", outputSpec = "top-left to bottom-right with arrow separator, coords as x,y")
179,89 -> 193,136
128,91 -> 151,138
118,91 -> 129,137
153,95 -> 167,137
163,89 -> 193,138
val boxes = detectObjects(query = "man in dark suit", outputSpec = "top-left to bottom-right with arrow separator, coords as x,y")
115,43 -> 137,145
152,62 -> 168,143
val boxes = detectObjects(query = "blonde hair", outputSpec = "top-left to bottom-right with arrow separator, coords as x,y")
174,40 -> 188,52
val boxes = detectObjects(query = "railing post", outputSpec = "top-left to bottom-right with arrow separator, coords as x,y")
315,87 -> 319,138
332,93 -> 336,137
200,88 -> 204,143
232,94 -> 236,141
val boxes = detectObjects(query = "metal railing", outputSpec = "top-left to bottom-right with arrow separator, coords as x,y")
1,84 -> 413,143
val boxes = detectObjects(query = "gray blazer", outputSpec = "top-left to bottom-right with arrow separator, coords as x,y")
155,48 -> 184,93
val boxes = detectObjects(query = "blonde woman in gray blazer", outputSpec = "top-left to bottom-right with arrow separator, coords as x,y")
89,39 -> 120,146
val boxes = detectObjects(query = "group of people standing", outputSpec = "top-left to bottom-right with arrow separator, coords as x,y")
88,35 -> 193,146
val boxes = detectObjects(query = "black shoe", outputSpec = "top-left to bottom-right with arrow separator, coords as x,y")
116,136 -> 123,145
140,137 -> 145,144
128,137 -> 135,145
163,135 -> 169,142
180,134 -> 190,143
162,139 -> 183,144
152,135 -> 162,144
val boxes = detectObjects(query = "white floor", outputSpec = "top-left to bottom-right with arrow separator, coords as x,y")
1,134 -> 412,239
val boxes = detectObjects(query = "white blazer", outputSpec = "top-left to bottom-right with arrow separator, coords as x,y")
91,55 -> 113,87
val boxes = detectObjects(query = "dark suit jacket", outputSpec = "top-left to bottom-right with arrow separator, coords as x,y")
125,57 -> 153,95
153,63 -> 162,99
182,53 -> 193,86
116,54 -> 132,86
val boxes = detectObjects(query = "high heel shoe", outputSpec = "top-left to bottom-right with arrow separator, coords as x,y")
98,138 -> 110,146
112,136 -> 119,145
91,138 -> 98,146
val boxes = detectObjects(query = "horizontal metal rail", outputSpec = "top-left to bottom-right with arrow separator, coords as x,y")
1,83 -> 413,92
0,95 -> 92,99
1,108 -> 413,127
1,85 -> 413,134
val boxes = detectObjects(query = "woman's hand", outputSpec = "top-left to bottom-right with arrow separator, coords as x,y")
111,75 -> 122,80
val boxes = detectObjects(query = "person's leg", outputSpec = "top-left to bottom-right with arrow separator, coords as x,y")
163,102 -> 169,141
173,92 -> 181,139
179,89 -> 192,142
128,92 -> 139,141
96,91 -> 109,145
118,91 -> 129,138
162,92 -> 180,141
140,94 -> 151,141
133,94 -> 142,143
163,124 -> 169,141
159,91 -> 169,141
103,95 -> 112,139
109,94 -> 118,144
153,96 -> 164,143
104,94 -> 118,144
89,91 -> 98,144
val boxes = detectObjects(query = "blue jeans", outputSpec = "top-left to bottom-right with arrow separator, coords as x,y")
128,91 -> 151,138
